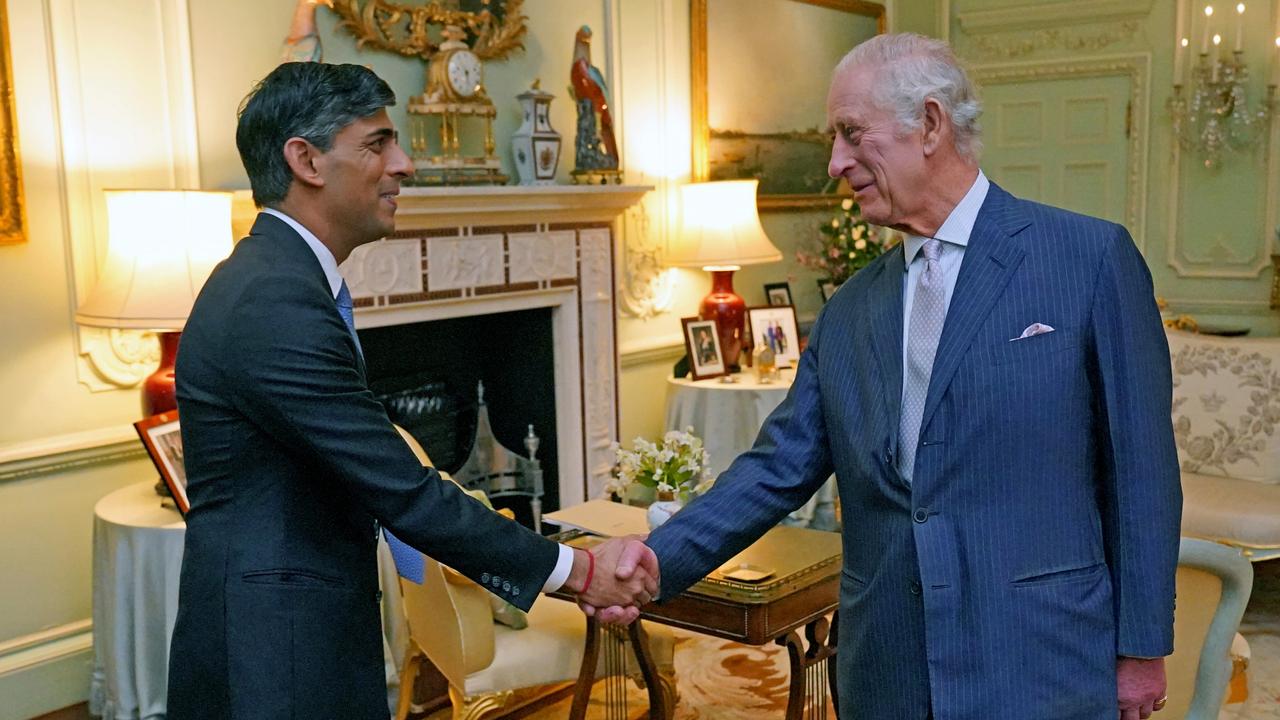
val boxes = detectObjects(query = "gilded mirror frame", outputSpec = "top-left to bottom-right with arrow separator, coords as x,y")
0,0 -> 26,245
691,0 -> 885,210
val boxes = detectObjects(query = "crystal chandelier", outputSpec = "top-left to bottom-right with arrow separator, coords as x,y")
1168,3 -> 1278,169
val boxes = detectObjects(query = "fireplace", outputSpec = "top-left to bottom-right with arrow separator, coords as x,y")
232,185 -> 649,508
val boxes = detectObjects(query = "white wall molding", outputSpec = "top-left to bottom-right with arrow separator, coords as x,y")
0,425 -> 142,484
48,0 -> 200,392
958,0 -> 1153,35
619,334 -> 684,368
970,53 -> 1152,249
0,619 -> 92,677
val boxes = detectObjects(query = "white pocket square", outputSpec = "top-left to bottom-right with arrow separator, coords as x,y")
1011,323 -> 1055,341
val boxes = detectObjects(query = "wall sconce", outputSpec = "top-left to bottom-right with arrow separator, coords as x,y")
1168,3 -> 1277,169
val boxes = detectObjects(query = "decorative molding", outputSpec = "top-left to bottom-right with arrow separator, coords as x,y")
0,425 -> 142,484
0,619 -> 93,676
579,228 -> 618,499
971,54 -> 1151,250
618,200 -> 678,318
966,21 -> 1141,60
426,234 -> 505,292
1159,297 -> 1279,315
619,336 -> 685,368
345,238 -> 424,298
957,0 -> 1152,35
48,0 -> 203,392
508,231 -> 577,284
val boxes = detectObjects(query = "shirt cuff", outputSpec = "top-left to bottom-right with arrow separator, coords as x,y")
541,543 -> 575,592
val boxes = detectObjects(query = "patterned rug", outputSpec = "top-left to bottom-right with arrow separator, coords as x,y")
423,562 -> 1280,719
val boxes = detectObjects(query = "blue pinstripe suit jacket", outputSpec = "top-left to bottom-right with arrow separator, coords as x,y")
645,183 -> 1182,720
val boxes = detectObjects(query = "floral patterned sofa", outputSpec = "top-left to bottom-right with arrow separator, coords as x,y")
1171,330 -> 1280,561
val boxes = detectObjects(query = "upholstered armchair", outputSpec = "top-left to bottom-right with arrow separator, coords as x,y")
1170,330 -> 1280,560
1164,538 -> 1253,719
390,426 -> 678,720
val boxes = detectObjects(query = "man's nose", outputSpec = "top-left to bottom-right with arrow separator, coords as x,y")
828,140 -> 854,179
388,140 -> 414,179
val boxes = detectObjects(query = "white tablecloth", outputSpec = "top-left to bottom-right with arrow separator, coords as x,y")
89,480 -> 409,719
664,371 -> 837,530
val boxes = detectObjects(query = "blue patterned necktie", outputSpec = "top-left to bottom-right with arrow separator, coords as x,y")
334,280 -> 364,360
898,239 -> 946,484
335,281 -> 423,581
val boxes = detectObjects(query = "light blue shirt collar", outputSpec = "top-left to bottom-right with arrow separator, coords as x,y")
262,207 -> 344,299
902,170 -> 990,268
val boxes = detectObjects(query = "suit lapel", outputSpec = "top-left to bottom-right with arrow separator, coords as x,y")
917,185 -> 1029,435
869,245 -> 906,449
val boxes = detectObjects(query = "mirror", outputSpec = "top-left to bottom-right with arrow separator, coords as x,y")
691,0 -> 884,210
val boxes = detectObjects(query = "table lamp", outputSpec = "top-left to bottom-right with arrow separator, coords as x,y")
75,190 -> 233,415
668,180 -> 782,371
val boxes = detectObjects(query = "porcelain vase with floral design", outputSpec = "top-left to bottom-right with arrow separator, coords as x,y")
646,492 -> 684,531
511,82 -> 561,186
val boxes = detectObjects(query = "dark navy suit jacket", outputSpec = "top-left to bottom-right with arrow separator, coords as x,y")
646,183 -> 1181,720
166,213 -> 559,719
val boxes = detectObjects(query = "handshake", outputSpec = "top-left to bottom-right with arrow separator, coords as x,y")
562,535 -> 660,626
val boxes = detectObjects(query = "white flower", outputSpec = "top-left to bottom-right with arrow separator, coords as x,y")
853,225 -> 864,240
831,219 -> 840,228
855,239 -> 867,250
656,481 -> 676,494
841,198 -> 854,210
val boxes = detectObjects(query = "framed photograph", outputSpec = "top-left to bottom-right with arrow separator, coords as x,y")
764,281 -> 793,307
0,0 -> 28,245
681,317 -> 729,381
133,410 -> 189,515
691,0 -> 884,210
747,305 -> 801,368
818,279 -> 838,303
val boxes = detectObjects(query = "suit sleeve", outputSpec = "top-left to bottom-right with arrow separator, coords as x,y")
1090,225 -> 1182,657
222,274 -> 558,611
646,313 -> 836,599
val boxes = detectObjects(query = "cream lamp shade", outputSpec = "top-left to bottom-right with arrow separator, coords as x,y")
667,180 -> 782,269
75,190 -> 233,331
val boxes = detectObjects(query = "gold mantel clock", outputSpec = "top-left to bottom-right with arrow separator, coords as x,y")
328,0 -> 528,186
408,24 -> 505,185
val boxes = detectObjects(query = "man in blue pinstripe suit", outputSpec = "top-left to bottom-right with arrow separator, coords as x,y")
603,33 -> 1181,719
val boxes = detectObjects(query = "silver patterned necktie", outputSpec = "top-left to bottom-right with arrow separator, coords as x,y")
898,238 -> 945,483
335,280 -> 364,360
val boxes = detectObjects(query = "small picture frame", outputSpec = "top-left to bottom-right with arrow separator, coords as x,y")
134,411 -> 189,515
747,305 -> 801,368
817,279 -> 839,303
681,317 -> 728,381
763,282 -> 793,307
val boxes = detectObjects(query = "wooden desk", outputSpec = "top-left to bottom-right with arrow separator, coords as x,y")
550,524 -> 842,720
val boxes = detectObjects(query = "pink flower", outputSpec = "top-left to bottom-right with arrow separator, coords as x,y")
828,247 -> 841,258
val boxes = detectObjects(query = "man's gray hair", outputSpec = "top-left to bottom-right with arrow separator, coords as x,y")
835,33 -> 983,162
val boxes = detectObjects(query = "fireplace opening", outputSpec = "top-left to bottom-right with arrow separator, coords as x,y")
359,307 -> 559,531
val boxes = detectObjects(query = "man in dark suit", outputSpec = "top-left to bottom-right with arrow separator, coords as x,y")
602,33 -> 1180,720
166,62 -> 655,719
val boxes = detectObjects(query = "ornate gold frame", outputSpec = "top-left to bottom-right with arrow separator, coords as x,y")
0,0 -> 26,245
328,0 -> 526,64
691,0 -> 884,210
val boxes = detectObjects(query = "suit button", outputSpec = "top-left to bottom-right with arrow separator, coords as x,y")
913,508 -> 929,523
480,573 -> 491,584
512,586 -> 521,596
375,590 -> 383,602
492,577 -> 501,588
883,447 -> 894,464
910,581 -> 921,596
503,582 -> 511,592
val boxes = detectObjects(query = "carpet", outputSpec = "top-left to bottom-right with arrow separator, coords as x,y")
1222,560 -> 1280,719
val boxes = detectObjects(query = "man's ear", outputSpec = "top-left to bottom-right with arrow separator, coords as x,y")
282,137 -> 325,189
920,98 -> 947,157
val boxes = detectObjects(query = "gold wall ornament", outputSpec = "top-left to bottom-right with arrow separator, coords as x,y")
328,0 -> 526,63
0,0 -> 27,246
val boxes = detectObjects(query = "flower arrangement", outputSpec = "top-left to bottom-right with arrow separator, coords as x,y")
795,197 -> 897,286
606,428 -> 714,503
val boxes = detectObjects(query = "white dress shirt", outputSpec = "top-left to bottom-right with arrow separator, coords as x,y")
900,171 -> 990,382
261,208 -> 575,593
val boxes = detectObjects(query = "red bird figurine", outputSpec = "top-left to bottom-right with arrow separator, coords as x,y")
570,25 -> 619,167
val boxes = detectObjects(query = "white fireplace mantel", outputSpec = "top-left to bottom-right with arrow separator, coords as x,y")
232,184 -> 651,508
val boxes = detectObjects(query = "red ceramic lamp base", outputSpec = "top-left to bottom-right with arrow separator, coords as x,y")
142,331 -> 181,416
700,269 -> 746,372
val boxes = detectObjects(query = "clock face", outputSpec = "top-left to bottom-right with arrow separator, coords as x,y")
447,51 -> 482,98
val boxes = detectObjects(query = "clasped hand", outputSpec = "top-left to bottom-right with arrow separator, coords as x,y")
572,535 -> 660,626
